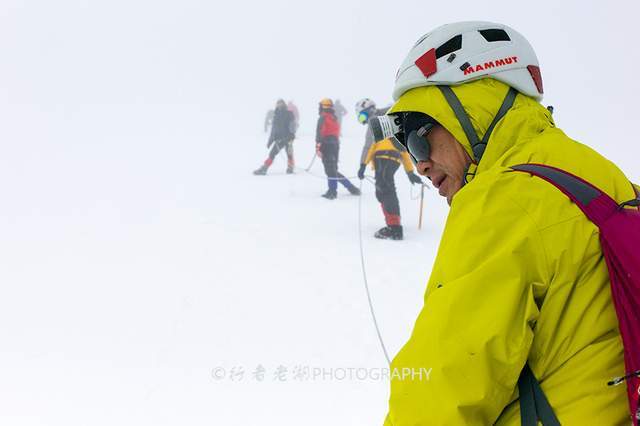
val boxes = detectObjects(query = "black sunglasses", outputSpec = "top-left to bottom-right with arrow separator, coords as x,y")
402,113 -> 437,163
406,124 -> 435,163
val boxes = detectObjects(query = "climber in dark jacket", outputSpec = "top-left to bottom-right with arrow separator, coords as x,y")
315,98 -> 360,199
254,99 -> 296,175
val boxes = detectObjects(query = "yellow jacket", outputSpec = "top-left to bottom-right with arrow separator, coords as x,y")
365,138 -> 415,172
384,79 -> 634,425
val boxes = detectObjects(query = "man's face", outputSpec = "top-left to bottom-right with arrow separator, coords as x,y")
414,125 -> 472,205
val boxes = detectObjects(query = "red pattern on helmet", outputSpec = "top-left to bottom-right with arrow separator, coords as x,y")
527,65 -> 544,94
415,48 -> 437,78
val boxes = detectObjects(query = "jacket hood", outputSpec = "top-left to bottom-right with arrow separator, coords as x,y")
388,79 -> 555,174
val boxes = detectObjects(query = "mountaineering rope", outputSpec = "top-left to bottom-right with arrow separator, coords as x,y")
357,179 -> 392,365
281,154 -> 421,365
293,164 -> 360,181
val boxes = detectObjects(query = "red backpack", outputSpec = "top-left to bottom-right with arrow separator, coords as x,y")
511,164 -> 640,426
320,112 -> 340,138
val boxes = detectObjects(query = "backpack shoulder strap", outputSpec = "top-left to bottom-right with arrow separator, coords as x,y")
625,183 -> 640,210
510,163 -> 618,226
518,364 -> 561,426
510,163 -> 618,425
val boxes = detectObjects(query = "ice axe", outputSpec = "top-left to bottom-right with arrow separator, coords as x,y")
305,152 -> 317,171
418,183 -> 426,230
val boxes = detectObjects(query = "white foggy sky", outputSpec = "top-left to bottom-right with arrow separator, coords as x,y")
0,0 -> 640,139
0,2 -> 638,424
1,0 -> 639,175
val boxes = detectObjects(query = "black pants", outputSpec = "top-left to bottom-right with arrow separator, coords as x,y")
268,137 -> 294,164
320,142 -> 355,192
374,158 -> 401,224
320,142 -> 339,178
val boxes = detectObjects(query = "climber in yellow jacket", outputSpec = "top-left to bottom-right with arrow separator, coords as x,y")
355,98 -> 423,240
377,22 -> 634,425
362,137 -> 414,172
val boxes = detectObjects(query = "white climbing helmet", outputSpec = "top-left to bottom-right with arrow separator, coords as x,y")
355,98 -> 376,115
393,21 -> 544,101
355,98 -> 377,124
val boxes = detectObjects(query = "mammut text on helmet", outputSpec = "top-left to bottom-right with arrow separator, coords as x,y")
463,56 -> 518,75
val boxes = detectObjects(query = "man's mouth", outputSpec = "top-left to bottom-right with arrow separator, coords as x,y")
434,176 -> 448,197
432,175 -> 446,189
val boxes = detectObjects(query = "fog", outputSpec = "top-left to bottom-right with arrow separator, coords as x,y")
3,0 -> 639,172
0,0 -> 638,424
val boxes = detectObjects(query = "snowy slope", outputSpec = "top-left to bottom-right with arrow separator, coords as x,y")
206,132 -> 450,425
0,105 -> 450,425
1,106 -> 637,426
1,1 -> 639,424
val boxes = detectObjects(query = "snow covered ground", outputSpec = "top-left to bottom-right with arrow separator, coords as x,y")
1,1 -> 639,425
0,101 -> 452,425
1,104 -> 638,426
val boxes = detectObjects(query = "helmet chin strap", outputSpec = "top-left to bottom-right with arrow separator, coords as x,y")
463,162 -> 478,185
437,85 -> 518,164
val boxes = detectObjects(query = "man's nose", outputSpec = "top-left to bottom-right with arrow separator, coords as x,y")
416,160 -> 431,177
